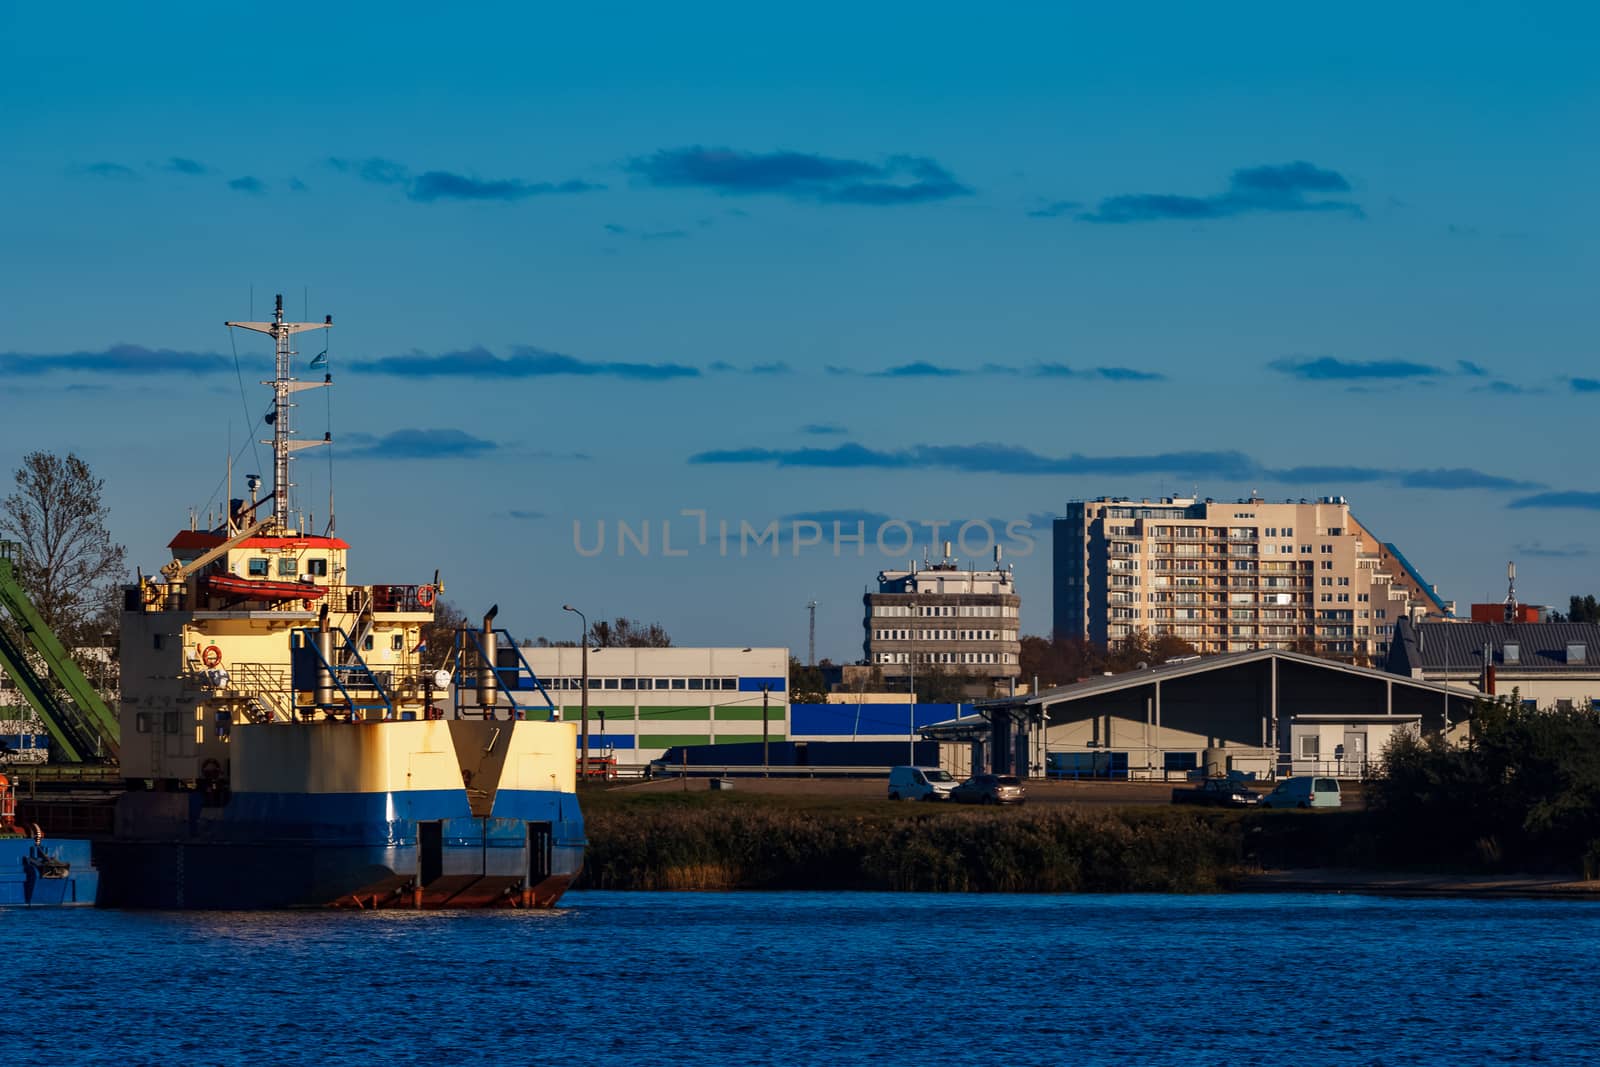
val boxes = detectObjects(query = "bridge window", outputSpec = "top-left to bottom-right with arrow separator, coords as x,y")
277,558 -> 298,577
307,558 -> 328,577
248,558 -> 270,577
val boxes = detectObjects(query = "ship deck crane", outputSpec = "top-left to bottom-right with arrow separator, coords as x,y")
0,542 -> 120,762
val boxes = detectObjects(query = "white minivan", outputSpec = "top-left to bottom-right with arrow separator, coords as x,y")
1261,776 -> 1342,809
888,766 -> 959,801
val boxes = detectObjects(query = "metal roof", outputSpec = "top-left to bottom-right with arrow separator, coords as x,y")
1388,617 -> 1600,672
972,647 -> 1473,713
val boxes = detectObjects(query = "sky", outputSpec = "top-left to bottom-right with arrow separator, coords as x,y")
3,2 -> 1599,659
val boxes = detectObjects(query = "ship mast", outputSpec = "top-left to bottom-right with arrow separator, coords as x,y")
225,294 -> 332,532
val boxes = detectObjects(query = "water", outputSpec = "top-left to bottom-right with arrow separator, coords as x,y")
7,892 -> 1598,1065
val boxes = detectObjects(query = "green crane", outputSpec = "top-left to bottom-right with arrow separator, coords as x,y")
0,542 -> 120,762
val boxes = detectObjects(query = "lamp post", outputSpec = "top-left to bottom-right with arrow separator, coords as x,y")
563,604 -> 588,781
907,596 -> 917,766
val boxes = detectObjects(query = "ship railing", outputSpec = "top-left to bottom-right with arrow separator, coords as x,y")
186,659 -> 295,723
315,584 -> 434,615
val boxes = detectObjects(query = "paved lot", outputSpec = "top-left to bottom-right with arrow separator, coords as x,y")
602,774 -> 1366,809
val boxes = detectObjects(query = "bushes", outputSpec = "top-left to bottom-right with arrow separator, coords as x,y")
1367,695 -> 1600,873
578,801 -> 1242,893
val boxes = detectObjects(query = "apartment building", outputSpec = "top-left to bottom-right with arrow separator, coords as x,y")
1053,495 -> 1452,663
863,545 -> 1022,684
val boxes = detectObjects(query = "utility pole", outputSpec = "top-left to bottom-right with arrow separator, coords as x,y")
807,600 -> 817,667
563,605 -> 589,782
762,684 -> 771,777
908,595 -> 917,766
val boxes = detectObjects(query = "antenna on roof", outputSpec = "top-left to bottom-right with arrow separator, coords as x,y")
1504,561 -> 1519,623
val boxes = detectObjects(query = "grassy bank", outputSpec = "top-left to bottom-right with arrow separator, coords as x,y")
577,792 -> 1246,892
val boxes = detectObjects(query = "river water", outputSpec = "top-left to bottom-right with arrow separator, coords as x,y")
8,891 -> 1597,1064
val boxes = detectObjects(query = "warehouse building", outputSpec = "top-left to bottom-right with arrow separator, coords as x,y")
515,646 -> 788,767
926,649 -> 1476,780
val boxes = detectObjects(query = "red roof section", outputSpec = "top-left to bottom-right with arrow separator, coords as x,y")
167,530 -> 350,552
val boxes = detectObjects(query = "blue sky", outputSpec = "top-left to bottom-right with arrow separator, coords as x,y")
4,2 -> 1598,658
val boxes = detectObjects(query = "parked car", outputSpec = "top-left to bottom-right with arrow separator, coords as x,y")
950,774 -> 1026,805
1260,776 -> 1342,809
1171,777 -> 1260,807
887,766 -> 959,801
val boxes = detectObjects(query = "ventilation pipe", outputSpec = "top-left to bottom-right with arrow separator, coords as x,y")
478,604 -> 499,711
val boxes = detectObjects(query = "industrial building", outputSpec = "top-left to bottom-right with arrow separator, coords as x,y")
1052,494 -> 1453,662
924,649 -> 1477,780
863,544 -> 1021,686
515,646 -> 788,767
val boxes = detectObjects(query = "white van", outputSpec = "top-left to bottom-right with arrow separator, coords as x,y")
1261,776 -> 1342,809
888,766 -> 958,801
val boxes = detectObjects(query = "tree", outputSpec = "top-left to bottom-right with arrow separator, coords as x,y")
790,657 -> 829,703
1567,595 -> 1600,624
418,597 -> 467,671
1,451 -> 125,647
589,616 -> 672,648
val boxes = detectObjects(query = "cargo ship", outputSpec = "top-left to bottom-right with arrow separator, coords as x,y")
93,296 -> 584,908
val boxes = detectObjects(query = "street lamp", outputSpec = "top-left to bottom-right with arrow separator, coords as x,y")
563,604 -> 589,781
907,594 -> 917,766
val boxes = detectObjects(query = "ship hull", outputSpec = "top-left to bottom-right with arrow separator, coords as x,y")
0,837 -> 98,907
96,721 -> 586,909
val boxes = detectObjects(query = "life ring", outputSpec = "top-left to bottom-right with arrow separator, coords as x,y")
417,584 -> 436,608
200,645 -> 223,669
199,758 -> 223,780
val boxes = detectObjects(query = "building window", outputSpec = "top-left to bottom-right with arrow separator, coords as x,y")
1504,643 -> 1520,665
1568,643 -> 1587,664
391,634 -> 404,650
1299,735 -> 1319,760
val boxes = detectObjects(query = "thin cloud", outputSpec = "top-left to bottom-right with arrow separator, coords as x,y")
604,223 -> 691,241
163,157 -> 208,175
801,423 -> 848,436
1508,491 -> 1600,511
340,428 -> 498,460
627,146 -> 972,205
1474,380 -> 1542,395
1514,542 -> 1590,559
350,345 -> 698,381
410,172 -> 602,202
80,162 -> 139,180
1456,360 -> 1488,377
1079,161 -> 1362,224
505,510 -> 547,521
228,176 -> 267,195
862,361 -> 1166,381
0,344 -> 235,376
691,440 -> 1537,491
1027,200 -> 1081,219
1270,356 -> 1444,381
329,156 -> 603,203
1570,378 -> 1600,393
288,178 -> 308,192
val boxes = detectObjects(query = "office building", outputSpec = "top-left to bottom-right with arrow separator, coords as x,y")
863,544 -> 1022,685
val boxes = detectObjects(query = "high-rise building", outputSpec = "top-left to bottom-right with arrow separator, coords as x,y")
863,544 -> 1022,685
1053,495 -> 1452,663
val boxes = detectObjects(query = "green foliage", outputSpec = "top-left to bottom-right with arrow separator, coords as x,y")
1368,693 -> 1600,873
789,657 -> 828,703
1566,595 -> 1600,625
